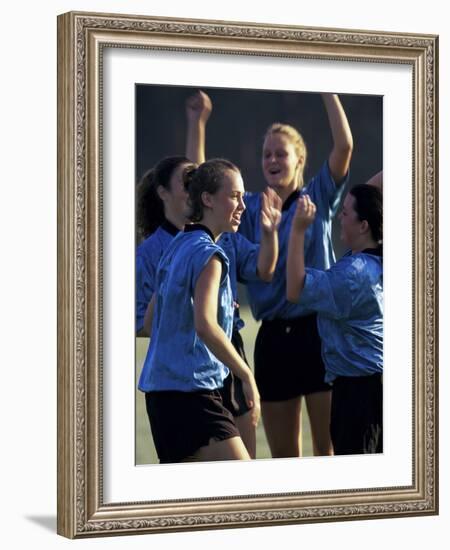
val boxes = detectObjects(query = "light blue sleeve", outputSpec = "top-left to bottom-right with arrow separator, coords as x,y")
239,192 -> 260,242
233,232 -> 259,283
136,253 -> 155,332
300,259 -> 357,320
306,161 -> 348,219
190,244 -> 230,292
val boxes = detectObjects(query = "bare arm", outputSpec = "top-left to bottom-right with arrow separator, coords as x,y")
286,195 -> 317,303
256,188 -> 282,282
321,93 -> 353,184
185,90 -> 212,164
140,294 -> 156,337
366,170 -> 383,191
194,256 -> 260,426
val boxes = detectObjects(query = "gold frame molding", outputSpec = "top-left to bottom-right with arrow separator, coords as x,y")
57,11 -> 439,539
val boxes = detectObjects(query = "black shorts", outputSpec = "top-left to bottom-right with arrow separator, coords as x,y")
254,314 -> 331,402
219,330 -> 252,417
145,389 -> 240,463
330,373 -> 383,455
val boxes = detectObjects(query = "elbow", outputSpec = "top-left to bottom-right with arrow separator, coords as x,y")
337,140 -> 353,159
258,268 -> 274,283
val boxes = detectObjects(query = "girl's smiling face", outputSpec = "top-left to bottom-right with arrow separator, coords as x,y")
262,132 -> 302,191
206,169 -> 246,234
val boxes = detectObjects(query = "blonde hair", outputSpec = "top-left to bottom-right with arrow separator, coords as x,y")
264,123 -> 308,188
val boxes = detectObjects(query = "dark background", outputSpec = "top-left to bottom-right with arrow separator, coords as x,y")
135,84 -> 383,256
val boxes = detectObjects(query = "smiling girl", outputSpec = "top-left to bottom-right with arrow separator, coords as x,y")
185,92 -> 353,458
238,94 -> 353,458
138,159 -> 262,463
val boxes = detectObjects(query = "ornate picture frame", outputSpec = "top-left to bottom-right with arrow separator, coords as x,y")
57,11 -> 438,538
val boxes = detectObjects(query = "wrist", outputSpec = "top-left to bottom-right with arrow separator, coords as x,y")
292,225 -> 306,235
239,367 -> 252,384
261,224 -> 277,237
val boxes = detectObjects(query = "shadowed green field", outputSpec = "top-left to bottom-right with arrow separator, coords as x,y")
135,304 -> 313,464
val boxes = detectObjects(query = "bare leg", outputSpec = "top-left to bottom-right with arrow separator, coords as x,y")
189,436 -> 250,462
305,391 -> 333,456
234,411 -> 256,459
261,397 -> 303,458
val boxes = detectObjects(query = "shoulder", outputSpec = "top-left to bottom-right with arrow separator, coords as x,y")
327,254 -> 361,281
180,232 -> 227,260
340,252 -> 381,282
220,231 -> 252,247
185,235 -> 230,284
136,231 -> 163,259
304,161 -> 333,191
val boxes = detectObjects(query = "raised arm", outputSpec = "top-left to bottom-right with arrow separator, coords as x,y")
321,93 -> 353,185
193,256 -> 260,427
286,195 -> 317,302
185,90 -> 212,164
256,187 -> 282,281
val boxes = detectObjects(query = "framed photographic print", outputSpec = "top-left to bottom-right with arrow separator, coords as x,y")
57,11 -> 438,538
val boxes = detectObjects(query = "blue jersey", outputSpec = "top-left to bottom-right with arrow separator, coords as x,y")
136,222 -> 259,332
300,249 -> 383,383
135,221 -> 178,333
138,225 -> 234,392
239,161 -> 347,320
217,232 -> 259,330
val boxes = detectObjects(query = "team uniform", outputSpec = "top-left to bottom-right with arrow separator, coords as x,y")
239,161 -> 347,401
136,222 -> 260,418
136,220 -> 178,334
300,247 -> 383,454
138,225 -> 238,462
216,232 -> 260,415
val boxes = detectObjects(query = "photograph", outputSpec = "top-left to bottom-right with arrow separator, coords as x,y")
55,10 -> 438,538
2,0 -> 448,548
134,85 -> 383,465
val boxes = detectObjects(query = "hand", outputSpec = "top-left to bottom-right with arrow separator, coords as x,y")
260,187 -> 282,234
292,194 -> 316,232
185,90 -> 212,125
242,376 -> 261,428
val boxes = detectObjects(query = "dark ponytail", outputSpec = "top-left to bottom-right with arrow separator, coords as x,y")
349,183 -> 383,245
136,156 -> 192,242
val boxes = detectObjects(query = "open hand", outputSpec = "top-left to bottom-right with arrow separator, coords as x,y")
260,187 -> 282,234
292,194 -> 316,232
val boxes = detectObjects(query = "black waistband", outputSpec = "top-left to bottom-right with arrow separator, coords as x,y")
261,314 -> 317,326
